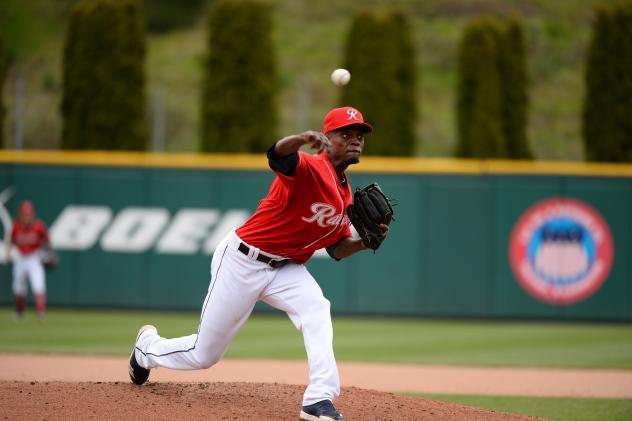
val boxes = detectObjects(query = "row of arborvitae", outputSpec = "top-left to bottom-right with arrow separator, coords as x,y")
59,0 -> 418,154
51,0 -> 632,161
60,0 -> 278,152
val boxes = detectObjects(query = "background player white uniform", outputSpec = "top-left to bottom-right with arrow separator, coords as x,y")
129,107 -> 388,421
6,201 -> 53,319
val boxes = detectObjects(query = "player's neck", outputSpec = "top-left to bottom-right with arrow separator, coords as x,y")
334,164 -> 347,176
334,158 -> 360,176
328,156 -> 356,176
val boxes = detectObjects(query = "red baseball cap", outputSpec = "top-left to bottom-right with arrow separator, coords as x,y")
323,106 -> 373,134
19,200 -> 34,215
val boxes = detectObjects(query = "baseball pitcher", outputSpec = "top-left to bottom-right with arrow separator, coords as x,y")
129,107 -> 392,421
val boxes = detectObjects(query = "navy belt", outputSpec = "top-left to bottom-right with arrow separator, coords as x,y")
238,242 -> 290,269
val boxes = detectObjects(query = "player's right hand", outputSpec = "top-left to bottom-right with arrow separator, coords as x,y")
302,131 -> 331,153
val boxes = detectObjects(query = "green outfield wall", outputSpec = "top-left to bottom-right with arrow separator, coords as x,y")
0,151 -> 630,321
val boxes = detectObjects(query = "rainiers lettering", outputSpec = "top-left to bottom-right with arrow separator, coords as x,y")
301,203 -> 350,228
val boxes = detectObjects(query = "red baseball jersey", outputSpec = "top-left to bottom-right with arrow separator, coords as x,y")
11,219 -> 50,255
237,151 -> 353,263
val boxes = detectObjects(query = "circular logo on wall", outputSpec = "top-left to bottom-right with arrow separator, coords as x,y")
509,198 -> 614,305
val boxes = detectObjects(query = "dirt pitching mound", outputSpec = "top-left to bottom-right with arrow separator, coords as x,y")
0,381 -> 544,421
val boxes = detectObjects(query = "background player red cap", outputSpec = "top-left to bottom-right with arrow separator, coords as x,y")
323,106 -> 373,134
19,200 -> 34,215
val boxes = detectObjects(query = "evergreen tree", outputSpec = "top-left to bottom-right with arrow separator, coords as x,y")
340,12 -> 380,144
201,0 -> 277,153
457,19 -> 505,158
583,4 -> 632,162
457,17 -> 530,159
61,0 -> 147,150
499,18 -> 531,159
341,11 -> 417,156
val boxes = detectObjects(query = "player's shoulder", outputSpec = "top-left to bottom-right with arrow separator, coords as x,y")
298,150 -> 316,161
296,151 -> 322,170
295,152 -> 335,180
300,151 -> 332,166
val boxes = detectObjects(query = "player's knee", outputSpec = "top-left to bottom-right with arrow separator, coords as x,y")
194,350 -> 221,369
309,295 -> 330,312
313,296 -> 331,317
301,296 -> 332,329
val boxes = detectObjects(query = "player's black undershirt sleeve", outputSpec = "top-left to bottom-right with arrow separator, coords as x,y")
325,243 -> 341,261
267,142 -> 299,176
325,237 -> 352,261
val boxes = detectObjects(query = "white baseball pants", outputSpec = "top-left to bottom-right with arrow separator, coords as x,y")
135,231 -> 340,406
12,251 -> 46,296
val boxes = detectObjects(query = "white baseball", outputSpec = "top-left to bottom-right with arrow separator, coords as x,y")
331,68 -> 351,86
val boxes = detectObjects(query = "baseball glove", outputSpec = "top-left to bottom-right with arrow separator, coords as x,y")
347,183 -> 394,250
41,249 -> 59,271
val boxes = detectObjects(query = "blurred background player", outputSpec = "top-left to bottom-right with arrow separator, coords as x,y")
5,200 -> 54,320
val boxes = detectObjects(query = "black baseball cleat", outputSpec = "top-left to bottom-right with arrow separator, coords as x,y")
300,399 -> 344,421
128,325 -> 157,385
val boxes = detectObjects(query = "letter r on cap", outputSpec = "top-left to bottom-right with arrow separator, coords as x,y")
347,109 -> 359,120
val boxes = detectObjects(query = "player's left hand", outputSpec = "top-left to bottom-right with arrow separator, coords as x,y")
41,249 -> 59,270
347,183 -> 395,251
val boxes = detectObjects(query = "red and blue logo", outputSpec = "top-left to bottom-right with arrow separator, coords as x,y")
509,198 -> 614,305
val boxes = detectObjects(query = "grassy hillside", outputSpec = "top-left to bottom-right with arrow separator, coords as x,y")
1,0 -> 626,159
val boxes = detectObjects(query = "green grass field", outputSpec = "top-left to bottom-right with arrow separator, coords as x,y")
416,394 -> 632,421
2,308 -> 631,420
1,308 -> 631,368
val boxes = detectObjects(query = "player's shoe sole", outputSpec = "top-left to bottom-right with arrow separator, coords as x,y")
299,400 -> 343,421
299,411 -> 342,421
128,324 -> 157,385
